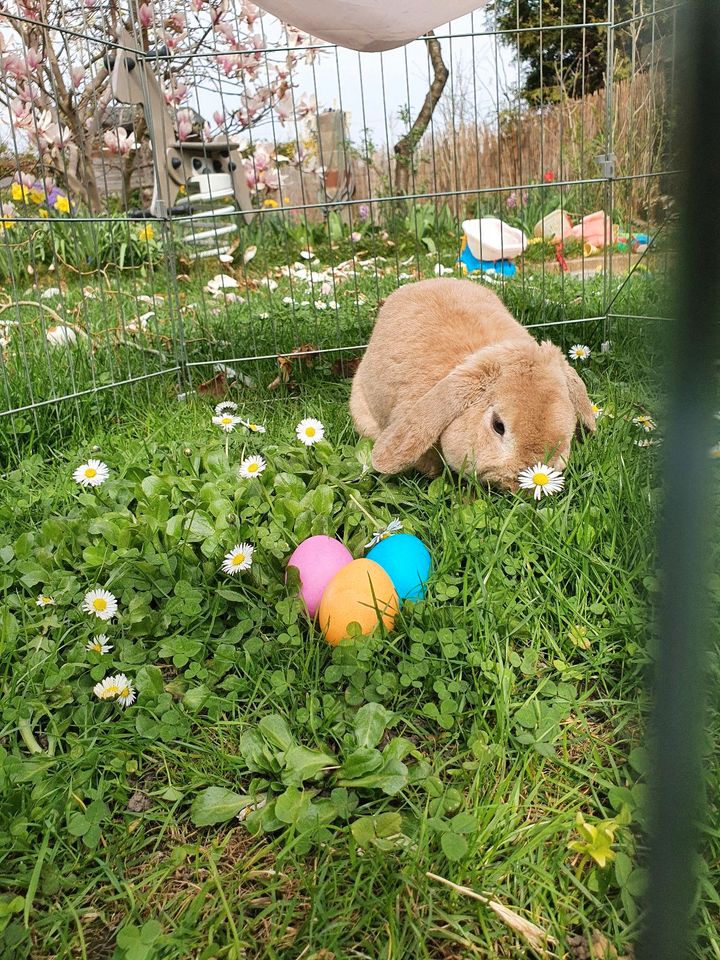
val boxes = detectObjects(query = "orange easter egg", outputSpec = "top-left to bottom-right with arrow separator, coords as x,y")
319,559 -> 399,647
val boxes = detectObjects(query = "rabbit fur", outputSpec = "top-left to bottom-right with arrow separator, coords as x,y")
350,278 -> 595,489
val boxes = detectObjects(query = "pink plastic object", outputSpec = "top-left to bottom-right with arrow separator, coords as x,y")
570,211 -> 614,249
286,535 -> 353,618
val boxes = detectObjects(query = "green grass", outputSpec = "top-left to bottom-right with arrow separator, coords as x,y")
2,245 -> 718,960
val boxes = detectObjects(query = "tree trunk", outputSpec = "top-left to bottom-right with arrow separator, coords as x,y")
393,32 -> 449,196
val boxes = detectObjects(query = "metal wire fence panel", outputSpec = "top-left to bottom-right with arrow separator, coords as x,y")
0,1 -> 674,462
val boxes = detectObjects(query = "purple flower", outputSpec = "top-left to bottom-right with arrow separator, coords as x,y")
358,203 -> 370,221
47,187 -> 62,207
506,192 -> 517,209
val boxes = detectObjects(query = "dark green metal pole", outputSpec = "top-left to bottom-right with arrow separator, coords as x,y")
639,2 -> 720,958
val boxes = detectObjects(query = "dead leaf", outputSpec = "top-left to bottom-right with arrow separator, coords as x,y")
330,355 -> 361,378
126,791 -> 152,813
243,244 -> 257,264
267,344 -> 319,390
198,371 -> 232,398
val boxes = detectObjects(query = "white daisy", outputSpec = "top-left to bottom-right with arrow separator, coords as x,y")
221,543 -> 254,575
314,300 -> 328,310
93,675 -> 121,700
246,422 -> 266,434
591,403 -> 604,418
212,413 -> 242,433
73,459 -> 110,487
568,344 -> 591,361
632,415 -> 656,432
518,462 -> 565,501
86,634 -> 113,654
36,595 -> 55,607
365,518 -> 404,549
215,400 -> 238,415
635,438 -> 662,448
82,589 -> 118,621
116,674 -> 136,708
296,418 -> 325,446
238,455 -> 266,479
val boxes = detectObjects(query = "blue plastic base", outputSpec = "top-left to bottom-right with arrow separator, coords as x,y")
458,244 -> 517,277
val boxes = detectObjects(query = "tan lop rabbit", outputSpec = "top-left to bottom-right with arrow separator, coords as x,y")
350,278 -> 595,489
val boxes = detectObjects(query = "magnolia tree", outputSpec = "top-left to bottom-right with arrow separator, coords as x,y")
0,0 -> 319,212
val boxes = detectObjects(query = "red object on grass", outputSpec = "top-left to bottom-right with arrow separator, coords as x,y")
544,170 -> 555,183
555,245 -> 569,272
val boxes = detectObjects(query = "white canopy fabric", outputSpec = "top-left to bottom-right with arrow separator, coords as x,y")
259,1 -> 487,52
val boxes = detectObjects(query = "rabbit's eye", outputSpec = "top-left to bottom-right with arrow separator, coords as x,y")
492,415 -> 506,437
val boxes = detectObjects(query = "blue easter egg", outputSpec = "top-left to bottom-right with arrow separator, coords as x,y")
366,534 -> 432,602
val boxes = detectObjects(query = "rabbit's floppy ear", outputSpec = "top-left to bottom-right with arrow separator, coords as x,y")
539,340 -> 596,433
371,349 -> 502,474
564,361 -> 596,433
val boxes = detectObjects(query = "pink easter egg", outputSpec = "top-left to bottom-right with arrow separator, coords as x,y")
286,535 -> 353,618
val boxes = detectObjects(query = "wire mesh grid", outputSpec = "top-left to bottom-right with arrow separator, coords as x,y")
0,0 -> 676,460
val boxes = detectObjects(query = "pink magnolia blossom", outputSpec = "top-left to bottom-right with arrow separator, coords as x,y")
217,53 -> 240,76
2,54 -> 29,79
164,81 -> 188,105
166,12 -> 186,32
71,66 -> 85,88
176,109 -> 193,141
244,3 -> 261,25
213,110 -> 225,128
286,27 -> 306,48
10,98 -> 33,130
138,3 -> 154,27
25,47 -> 41,71
103,127 -> 137,155
274,90 -> 293,125
295,93 -> 316,119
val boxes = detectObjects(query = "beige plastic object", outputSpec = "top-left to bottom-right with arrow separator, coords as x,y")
462,218 -> 528,261
110,28 -> 255,223
533,208 -> 573,242
258,0 -> 486,52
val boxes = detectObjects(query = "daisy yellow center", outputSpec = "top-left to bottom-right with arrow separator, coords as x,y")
119,685 -> 130,698
222,417 -> 233,424
232,553 -> 246,566
92,597 -> 108,611
247,463 -> 259,473
305,427 -> 316,437
533,471 -> 550,486
91,642 -> 101,651
84,467 -> 97,478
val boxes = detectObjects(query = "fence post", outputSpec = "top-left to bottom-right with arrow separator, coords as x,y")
638,2 -> 720,958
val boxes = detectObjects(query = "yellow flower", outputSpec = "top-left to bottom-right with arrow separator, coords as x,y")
263,198 -> 279,208
283,197 -> 291,204
54,195 -> 70,214
11,183 -> 30,203
29,189 -> 45,204
138,224 -> 154,242
527,237 -> 543,246
38,209 -> 48,219
1,218 -> 15,230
